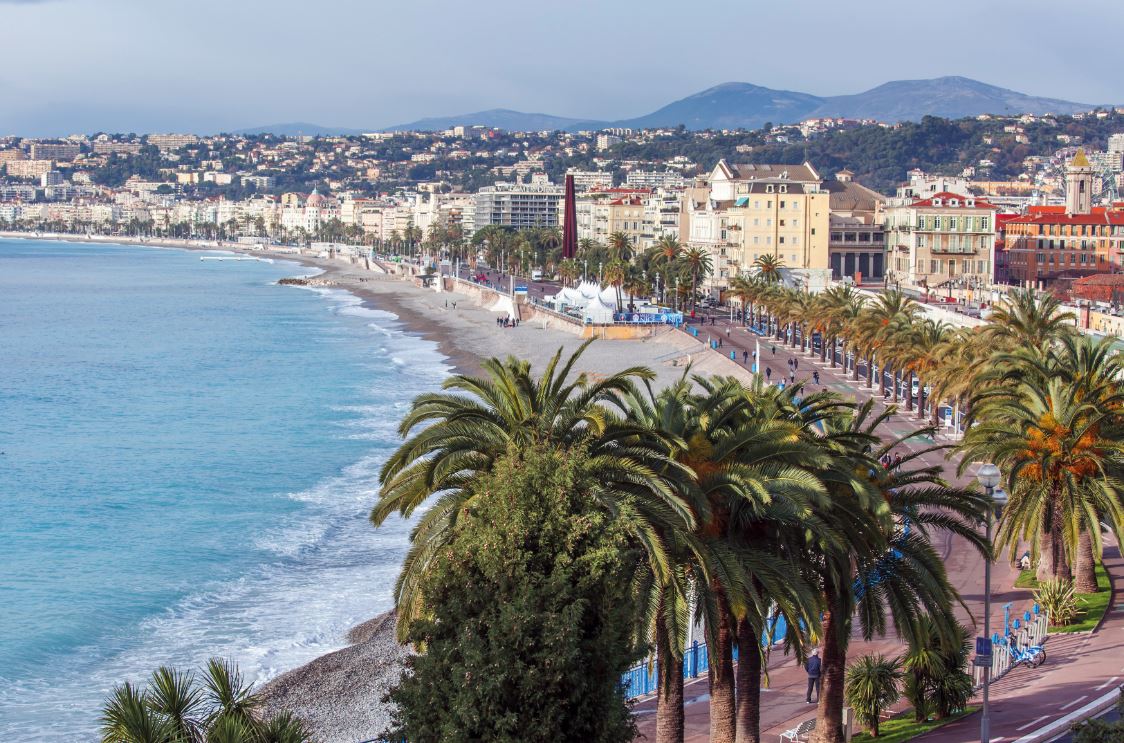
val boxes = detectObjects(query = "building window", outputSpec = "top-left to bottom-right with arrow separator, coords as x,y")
779,236 -> 785,244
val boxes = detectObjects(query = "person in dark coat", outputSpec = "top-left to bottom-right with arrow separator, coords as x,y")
806,648 -> 822,703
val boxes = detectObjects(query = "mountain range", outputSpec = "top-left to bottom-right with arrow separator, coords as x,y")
244,76 -> 1094,136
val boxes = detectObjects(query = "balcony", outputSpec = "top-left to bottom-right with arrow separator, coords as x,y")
928,244 -> 979,255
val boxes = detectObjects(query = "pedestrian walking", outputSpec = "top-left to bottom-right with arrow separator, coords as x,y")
765,367 -> 772,381
893,453 -> 902,468
771,345 -> 776,356
813,370 -> 820,385
805,648 -> 822,703
725,327 -> 731,337
789,370 -> 796,384
743,350 -> 749,364
794,358 -> 799,370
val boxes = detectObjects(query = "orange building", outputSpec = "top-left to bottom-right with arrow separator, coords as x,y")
1004,205 -> 1124,287
1005,150 -> 1124,287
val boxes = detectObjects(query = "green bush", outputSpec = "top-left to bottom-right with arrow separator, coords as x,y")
845,654 -> 904,737
1034,578 -> 1080,626
903,617 -> 973,721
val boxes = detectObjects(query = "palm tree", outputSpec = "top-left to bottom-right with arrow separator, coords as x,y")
844,655 -> 903,738
818,285 -> 865,370
807,403 -> 989,743
983,288 -> 1076,350
557,258 -> 580,287
608,231 -> 634,263
682,246 -> 713,312
960,338 -> 1124,588
622,377 -> 827,743
853,290 -> 919,395
903,616 -> 973,722
603,259 -> 627,310
371,342 -> 694,640
100,660 -> 312,743
752,254 -> 785,284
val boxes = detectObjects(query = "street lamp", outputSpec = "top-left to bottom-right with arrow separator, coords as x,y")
975,462 -> 1006,743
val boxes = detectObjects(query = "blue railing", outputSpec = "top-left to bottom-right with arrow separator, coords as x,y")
622,614 -> 789,698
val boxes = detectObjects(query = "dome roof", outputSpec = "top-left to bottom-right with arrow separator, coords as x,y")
306,188 -> 325,206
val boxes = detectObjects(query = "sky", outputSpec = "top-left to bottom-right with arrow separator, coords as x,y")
2,0 -> 1122,136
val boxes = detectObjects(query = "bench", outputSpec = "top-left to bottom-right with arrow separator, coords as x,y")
780,717 -> 817,743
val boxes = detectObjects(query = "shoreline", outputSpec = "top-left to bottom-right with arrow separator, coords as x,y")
2,231 -> 712,742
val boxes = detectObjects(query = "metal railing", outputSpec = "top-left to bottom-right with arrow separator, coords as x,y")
971,604 -> 1049,687
622,614 -> 789,699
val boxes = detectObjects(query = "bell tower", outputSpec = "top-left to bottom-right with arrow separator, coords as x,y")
1065,148 -> 1094,215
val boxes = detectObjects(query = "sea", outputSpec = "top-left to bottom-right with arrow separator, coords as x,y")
0,239 -> 449,739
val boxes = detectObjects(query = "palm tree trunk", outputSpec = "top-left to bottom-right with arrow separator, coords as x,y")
822,335 -> 829,364
709,607 -> 737,743
1038,494 -> 1072,582
905,372 -> 914,412
1075,528 -> 1099,594
891,368 -> 899,402
656,623 -> 685,743
736,618 -> 762,743
812,595 -> 848,743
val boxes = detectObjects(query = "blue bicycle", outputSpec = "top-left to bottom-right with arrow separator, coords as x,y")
1010,642 -> 1046,669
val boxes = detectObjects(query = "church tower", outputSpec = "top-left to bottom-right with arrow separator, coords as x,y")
1065,148 -> 1094,215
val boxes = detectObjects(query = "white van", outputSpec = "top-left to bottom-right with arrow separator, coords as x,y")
531,269 -> 544,281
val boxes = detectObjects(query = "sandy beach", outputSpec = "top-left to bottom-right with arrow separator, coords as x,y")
3,231 -> 742,741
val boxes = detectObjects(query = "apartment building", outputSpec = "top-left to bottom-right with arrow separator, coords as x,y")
565,169 -> 614,191
147,133 -> 200,152
473,181 -> 563,229
6,159 -> 54,179
883,192 -> 997,287
29,143 -> 81,161
625,170 -> 686,189
681,160 -> 831,288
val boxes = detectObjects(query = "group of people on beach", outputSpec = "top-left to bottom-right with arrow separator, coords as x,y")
497,316 -> 519,328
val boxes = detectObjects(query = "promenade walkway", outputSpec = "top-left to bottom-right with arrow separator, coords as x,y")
634,314 -> 1121,743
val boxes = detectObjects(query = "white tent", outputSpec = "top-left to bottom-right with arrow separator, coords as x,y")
582,294 -> 616,324
554,286 -> 585,307
577,281 -> 601,300
598,286 -> 619,308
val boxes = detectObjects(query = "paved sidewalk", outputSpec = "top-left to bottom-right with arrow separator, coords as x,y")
634,317 -> 1120,743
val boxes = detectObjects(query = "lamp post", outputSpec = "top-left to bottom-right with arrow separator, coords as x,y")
975,462 -> 1005,743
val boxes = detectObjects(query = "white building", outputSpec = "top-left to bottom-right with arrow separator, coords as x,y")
473,181 -> 563,229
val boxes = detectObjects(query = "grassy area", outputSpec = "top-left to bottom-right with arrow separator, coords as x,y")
850,707 -> 978,743
1058,562 -> 1113,634
1013,563 -> 1113,633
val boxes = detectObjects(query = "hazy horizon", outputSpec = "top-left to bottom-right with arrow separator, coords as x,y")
3,0 -> 1122,136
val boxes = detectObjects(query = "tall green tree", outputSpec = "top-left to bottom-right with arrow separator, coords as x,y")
385,444 -> 641,743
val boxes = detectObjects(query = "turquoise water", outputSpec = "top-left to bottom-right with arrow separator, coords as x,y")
0,240 -> 448,739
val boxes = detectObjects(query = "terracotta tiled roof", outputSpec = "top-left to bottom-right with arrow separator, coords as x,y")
1006,211 -> 1124,225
